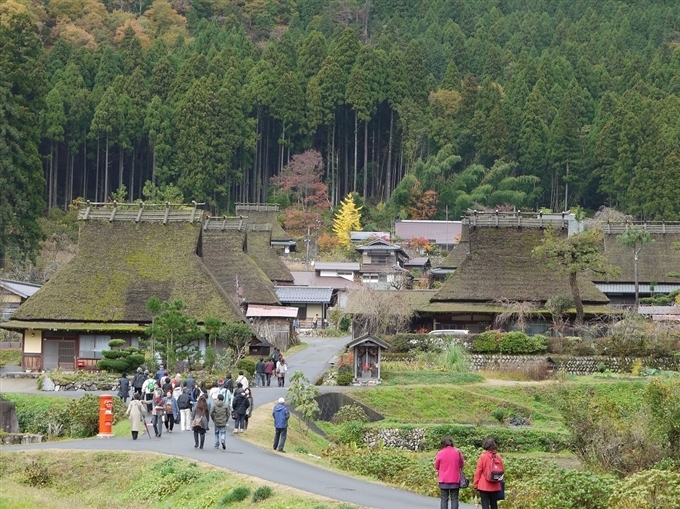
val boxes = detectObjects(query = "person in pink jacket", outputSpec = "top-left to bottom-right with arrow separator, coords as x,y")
434,436 -> 465,509
473,437 -> 503,509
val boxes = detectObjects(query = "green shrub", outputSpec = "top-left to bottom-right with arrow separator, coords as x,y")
439,342 -> 469,371
499,332 -> 548,354
236,358 -> 256,377
339,315 -> 351,332
97,346 -> 145,373
608,469 -> 680,509
337,372 -> 354,386
252,485 -> 273,502
330,421 -> 366,445
385,333 -> 443,353
22,459 -> 51,487
473,331 -> 502,353
220,486 -> 251,505
332,404 -> 369,424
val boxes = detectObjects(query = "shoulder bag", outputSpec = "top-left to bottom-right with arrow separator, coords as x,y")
458,450 -> 470,489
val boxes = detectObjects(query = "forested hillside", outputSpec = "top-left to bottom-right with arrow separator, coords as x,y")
4,0 -> 680,262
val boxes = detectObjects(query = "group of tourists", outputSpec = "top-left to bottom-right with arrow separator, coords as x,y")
254,348 -> 288,387
123,356 -> 290,452
434,435 -> 505,509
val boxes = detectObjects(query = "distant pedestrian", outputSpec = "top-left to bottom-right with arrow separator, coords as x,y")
272,348 -> 281,364
191,396 -> 210,449
177,388 -> 192,431
235,370 -> 249,390
223,373 -> 234,394
132,367 -> 145,397
232,384 -> 250,433
143,372 -> 156,413
255,358 -> 266,387
210,393 -> 229,450
264,358 -> 274,386
209,381 -> 220,404
272,397 -> 290,452
118,372 -> 130,403
276,357 -> 288,387
183,374 -> 196,392
163,390 -> 179,433
151,388 -> 165,437
156,365 -> 165,382
434,436 -> 465,509
312,314 -> 319,329
473,437 -> 504,509
243,388 -> 254,430
126,394 -> 146,440
293,319 -> 299,333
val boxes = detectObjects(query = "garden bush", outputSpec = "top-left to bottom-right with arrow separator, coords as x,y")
336,372 -> 354,386
608,469 -> 680,509
332,404 -> 369,424
385,334 -> 443,353
236,358 -> 256,377
97,339 -> 145,373
473,331 -> 502,353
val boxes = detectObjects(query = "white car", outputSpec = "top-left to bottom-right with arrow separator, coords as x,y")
428,329 -> 470,336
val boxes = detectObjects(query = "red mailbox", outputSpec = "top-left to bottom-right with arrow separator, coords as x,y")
97,394 -> 114,438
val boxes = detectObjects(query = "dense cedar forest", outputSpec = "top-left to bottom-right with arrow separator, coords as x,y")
5,0 -> 680,262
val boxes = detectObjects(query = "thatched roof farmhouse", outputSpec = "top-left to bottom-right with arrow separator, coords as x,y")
2,202 -> 297,371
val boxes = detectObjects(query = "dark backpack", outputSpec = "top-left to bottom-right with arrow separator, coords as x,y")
486,453 -> 505,482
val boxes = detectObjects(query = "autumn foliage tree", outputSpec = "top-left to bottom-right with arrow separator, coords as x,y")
333,194 -> 362,248
270,149 -> 329,212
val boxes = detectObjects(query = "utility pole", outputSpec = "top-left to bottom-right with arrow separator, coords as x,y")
305,227 -> 311,271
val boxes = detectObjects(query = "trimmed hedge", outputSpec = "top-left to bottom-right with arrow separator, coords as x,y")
328,421 -> 570,453
473,331 -> 548,354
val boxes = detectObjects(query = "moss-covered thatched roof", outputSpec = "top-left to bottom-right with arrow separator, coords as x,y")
438,227 -> 469,269
235,205 -> 291,243
201,229 -> 281,305
12,221 -> 245,324
246,230 -> 294,283
599,232 -> 680,283
432,227 -> 609,304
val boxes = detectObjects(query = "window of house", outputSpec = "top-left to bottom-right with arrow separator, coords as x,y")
378,274 -> 387,283
79,334 -> 111,359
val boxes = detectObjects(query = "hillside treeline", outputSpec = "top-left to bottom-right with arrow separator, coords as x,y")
4,0 -> 680,261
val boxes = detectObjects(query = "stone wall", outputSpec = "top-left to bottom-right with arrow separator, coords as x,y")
40,376 -> 118,391
0,433 -> 44,445
467,354 -> 680,375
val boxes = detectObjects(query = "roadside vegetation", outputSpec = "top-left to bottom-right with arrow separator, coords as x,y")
0,348 -> 22,367
0,451 -> 360,509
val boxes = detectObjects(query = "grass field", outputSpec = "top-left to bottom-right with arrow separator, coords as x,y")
0,450 -> 363,509
0,348 -> 22,367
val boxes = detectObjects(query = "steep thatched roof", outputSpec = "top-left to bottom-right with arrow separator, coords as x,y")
432,227 -> 609,304
438,226 -> 469,269
246,230 -> 294,283
235,204 -> 292,243
600,232 -> 680,283
12,221 -> 245,324
201,229 -> 280,306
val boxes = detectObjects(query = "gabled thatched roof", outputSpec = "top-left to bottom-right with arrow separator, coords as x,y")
235,204 -> 292,243
600,232 -> 680,283
12,222 -> 245,323
201,229 -> 280,306
245,230 -> 294,284
438,227 -> 469,269
432,227 -> 609,304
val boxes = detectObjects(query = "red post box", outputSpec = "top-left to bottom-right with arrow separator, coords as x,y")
97,394 -> 114,438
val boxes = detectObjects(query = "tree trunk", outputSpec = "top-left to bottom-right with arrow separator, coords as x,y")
353,111 -> 358,192
82,137 -> 87,200
104,134 -> 109,200
118,144 -> 124,192
634,250 -> 640,309
363,118 -> 369,199
130,147 -> 135,201
387,109 -> 394,200
570,271 -> 584,326
48,141 -> 54,210
95,137 -> 100,202
54,142 -> 59,209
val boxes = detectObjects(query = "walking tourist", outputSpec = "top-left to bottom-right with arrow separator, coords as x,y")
434,436 -> 465,509
272,397 -> 290,452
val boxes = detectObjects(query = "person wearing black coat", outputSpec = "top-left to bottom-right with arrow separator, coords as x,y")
177,388 -> 193,431
118,373 -> 130,403
231,386 -> 250,433
132,367 -> 145,397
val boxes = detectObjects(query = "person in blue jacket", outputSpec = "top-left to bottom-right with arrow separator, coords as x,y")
272,397 -> 290,452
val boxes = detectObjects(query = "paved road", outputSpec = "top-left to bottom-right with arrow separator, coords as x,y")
4,336 -> 475,509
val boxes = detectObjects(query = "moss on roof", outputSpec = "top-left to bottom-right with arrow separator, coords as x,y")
235,207 -> 291,242
438,228 -> 469,269
432,227 -> 610,304
246,230 -> 294,283
13,221 -> 245,323
201,229 -> 281,305
600,232 -> 680,283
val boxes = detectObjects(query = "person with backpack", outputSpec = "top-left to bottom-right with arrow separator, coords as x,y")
473,436 -> 504,509
223,373 -> 234,394
132,367 -> 145,397
434,436 -> 466,509
210,393 -> 229,450
235,370 -> 249,390
143,373 -> 156,414
231,384 -> 250,433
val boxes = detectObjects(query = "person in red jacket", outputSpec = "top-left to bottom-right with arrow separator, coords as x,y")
473,437 -> 503,509
434,436 -> 465,509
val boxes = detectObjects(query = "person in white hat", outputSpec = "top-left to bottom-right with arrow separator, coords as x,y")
272,397 -> 290,452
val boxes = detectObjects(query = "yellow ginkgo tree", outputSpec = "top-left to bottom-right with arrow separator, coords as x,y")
333,194 -> 362,248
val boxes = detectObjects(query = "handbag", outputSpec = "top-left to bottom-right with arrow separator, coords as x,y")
497,480 -> 505,501
458,450 -> 470,489
191,416 -> 202,428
